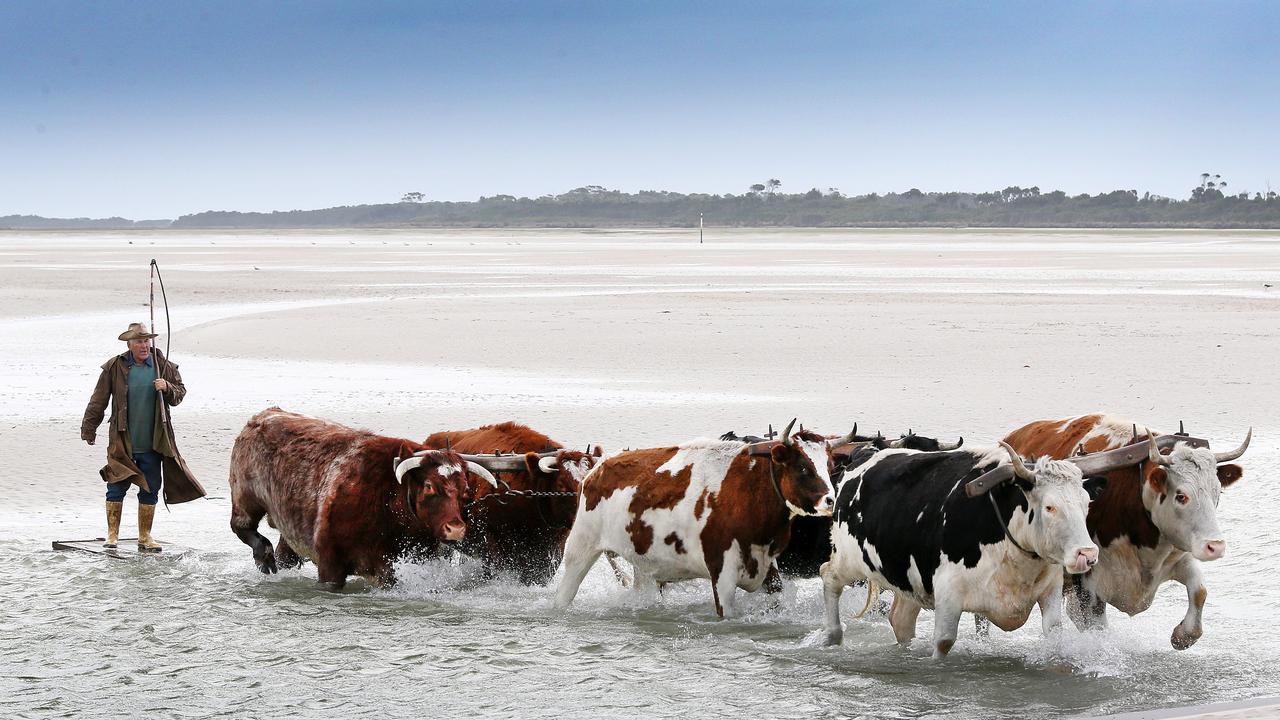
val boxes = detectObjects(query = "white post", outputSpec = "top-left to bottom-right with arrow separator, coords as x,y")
699,212 -> 704,243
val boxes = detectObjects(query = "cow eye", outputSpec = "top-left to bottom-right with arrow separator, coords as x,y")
420,483 -> 438,497
1044,505 -> 1056,514
1175,492 -> 1189,505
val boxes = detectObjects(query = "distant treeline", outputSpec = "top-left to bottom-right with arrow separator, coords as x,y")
0,215 -> 171,230
10,181 -> 1280,230
173,184 -> 1280,229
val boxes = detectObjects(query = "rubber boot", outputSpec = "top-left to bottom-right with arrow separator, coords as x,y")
137,503 -> 162,553
104,501 -> 123,548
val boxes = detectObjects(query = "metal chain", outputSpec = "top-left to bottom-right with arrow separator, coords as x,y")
464,488 -> 578,510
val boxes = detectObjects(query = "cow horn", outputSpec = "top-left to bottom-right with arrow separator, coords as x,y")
1213,428 -> 1252,463
999,442 -> 1036,482
938,436 -> 964,451
538,456 -> 560,474
828,427 -> 859,448
1147,432 -> 1173,466
780,418 -> 797,446
394,455 -> 426,484
464,461 -> 500,488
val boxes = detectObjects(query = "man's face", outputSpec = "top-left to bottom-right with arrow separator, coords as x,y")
128,338 -> 151,362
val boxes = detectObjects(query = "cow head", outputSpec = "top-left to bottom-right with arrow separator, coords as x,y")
393,450 -> 481,543
892,429 -> 963,452
1000,442 -> 1100,574
767,419 -> 836,517
521,446 -> 601,525
1141,430 -> 1250,561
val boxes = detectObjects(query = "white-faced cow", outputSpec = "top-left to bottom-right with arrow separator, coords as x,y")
229,408 -> 499,590
554,420 -> 839,617
820,442 -> 1135,658
1004,414 -> 1251,649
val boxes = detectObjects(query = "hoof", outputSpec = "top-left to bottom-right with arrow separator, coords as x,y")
102,542 -> 117,549
255,552 -> 278,574
1171,625 -> 1202,650
824,630 -> 843,647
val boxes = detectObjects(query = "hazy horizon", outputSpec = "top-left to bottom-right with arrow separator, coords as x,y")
3,1 -> 1278,219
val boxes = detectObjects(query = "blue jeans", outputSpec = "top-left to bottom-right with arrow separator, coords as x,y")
106,451 -> 163,505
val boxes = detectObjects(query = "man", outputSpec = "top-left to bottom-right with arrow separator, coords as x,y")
81,322 -> 205,552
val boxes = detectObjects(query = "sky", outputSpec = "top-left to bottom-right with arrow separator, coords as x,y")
2,1 -> 1278,219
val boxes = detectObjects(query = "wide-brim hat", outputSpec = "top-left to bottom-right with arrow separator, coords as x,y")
118,322 -> 159,341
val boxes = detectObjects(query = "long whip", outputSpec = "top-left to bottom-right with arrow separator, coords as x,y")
148,259 -> 171,381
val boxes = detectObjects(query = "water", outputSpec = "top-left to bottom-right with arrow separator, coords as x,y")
1,228 -> 1278,718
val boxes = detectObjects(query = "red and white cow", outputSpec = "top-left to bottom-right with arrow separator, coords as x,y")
1004,413 -> 1250,649
553,421 -> 838,617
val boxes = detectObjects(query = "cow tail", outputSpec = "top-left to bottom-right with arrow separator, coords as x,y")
851,580 -> 879,619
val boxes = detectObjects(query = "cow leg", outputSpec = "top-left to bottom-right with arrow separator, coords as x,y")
820,560 -> 855,646
552,530 -> 601,612
229,501 -> 276,574
1039,572 -> 1066,637
365,559 -> 397,590
605,552 -> 633,588
931,597 -> 963,659
315,559 -> 348,592
889,594 -> 922,647
275,538 -> 303,570
763,564 -> 783,595
1170,556 -> 1208,650
711,554 -> 741,619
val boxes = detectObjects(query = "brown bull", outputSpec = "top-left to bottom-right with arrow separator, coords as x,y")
229,408 -> 492,590
423,421 -> 601,585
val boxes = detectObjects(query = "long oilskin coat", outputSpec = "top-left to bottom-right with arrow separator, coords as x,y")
80,348 -> 206,504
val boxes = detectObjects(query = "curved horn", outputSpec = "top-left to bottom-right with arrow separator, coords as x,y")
999,441 -> 1036,482
1147,432 -> 1173,466
938,436 -> 964,451
1213,427 -> 1252,463
780,418 -> 797,446
828,427 -> 859,448
464,461 -> 500,488
538,456 -> 560,474
394,455 -> 425,484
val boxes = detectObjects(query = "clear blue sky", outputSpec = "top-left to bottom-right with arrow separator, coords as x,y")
2,1 -> 1277,219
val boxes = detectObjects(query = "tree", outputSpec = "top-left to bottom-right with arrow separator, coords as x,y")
767,178 -> 782,194
804,188 -> 823,200
1191,173 -> 1226,202
401,192 -> 425,203
749,183 -> 766,195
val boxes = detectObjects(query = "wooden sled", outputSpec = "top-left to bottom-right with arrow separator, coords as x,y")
52,538 -> 194,560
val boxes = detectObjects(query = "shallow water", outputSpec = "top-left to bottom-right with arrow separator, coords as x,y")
1,229 -> 1278,718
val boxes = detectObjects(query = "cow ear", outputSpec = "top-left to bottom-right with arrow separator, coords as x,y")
524,451 -> 549,476
770,444 -> 793,464
1217,464 -> 1243,488
593,445 -> 603,457
1146,467 -> 1167,493
1082,475 -> 1108,500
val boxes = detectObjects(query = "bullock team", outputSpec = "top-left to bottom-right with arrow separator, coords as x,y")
228,409 -> 1251,660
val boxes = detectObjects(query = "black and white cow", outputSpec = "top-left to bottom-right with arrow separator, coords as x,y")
820,443 -> 1115,658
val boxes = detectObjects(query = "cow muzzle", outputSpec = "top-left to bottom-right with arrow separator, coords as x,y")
815,494 -> 835,516
1194,539 -> 1226,561
441,520 -> 466,543
1067,546 -> 1099,574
